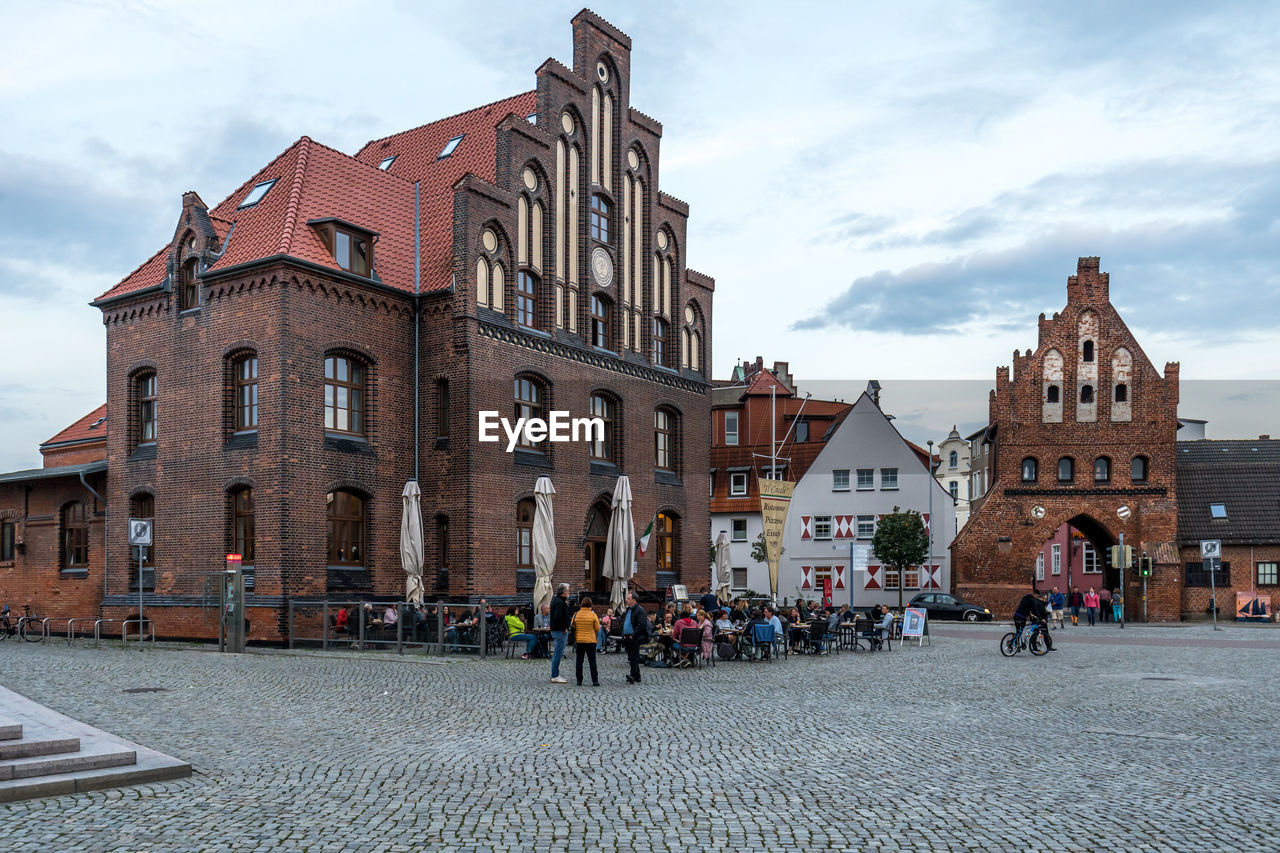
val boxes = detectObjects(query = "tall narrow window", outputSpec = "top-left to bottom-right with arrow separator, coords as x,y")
655,407 -> 677,472
590,195 -> 610,242
1021,457 -> 1038,482
1080,384 -> 1094,404
653,318 -> 669,367
589,394 -> 615,462
136,372 -> 157,446
1094,457 -> 1111,483
436,379 -> 450,439
949,450 -> 958,468
1046,385 -> 1060,404
516,271 -> 538,328
179,258 -> 199,310
1131,455 -> 1149,483
436,515 -> 450,572
1057,457 -> 1074,483
232,487 -> 255,565
327,491 -> 365,567
590,296 -> 610,350
949,481 -> 959,500
1114,383 -> 1128,403
0,521 -> 13,562
655,512 -> 677,574
1082,340 -> 1094,362
324,356 -> 365,436
724,411 -> 739,446
62,501 -> 89,569
514,377 -> 545,451
235,356 -> 259,431
516,498 -> 535,569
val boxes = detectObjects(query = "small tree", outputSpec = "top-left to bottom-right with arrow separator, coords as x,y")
749,531 -> 782,566
870,506 -> 928,609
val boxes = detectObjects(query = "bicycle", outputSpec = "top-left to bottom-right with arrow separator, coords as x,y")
0,608 -> 13,641
17,605 -> 46,643
1000,618 -> 1049,657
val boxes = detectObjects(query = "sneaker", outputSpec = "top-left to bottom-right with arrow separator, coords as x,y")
625,675 -> 635,684
550,676 -> 567,684
521,654 -> 531,660
592,682 -> 601,687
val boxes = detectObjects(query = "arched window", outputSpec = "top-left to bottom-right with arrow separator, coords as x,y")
1057,457 -> 1074,483
1082,340 -> 1094,362
234,354 -> 259,431
1080,384 -> 1094,404
1021,457 -> 1038,482
324,355 -> 366,436
327,490 -> 365,567
681,302 -> 704,372
516,498 -> 535,569
435,379 -> 450,439
514,376 -> 546,452
1131,455 -> 1149,483
516,271 -> 538,329
62,501 -> 89,569
133,371 -> 157,448
590,195 -> 610,243
1046,385 -> 1060,404
948,450 -> 958,468
655,407 -> 678,472
655,512 -> 678,575
1114,383 -> 1128,403
179,257 -> 199,311
652,318 -> 669,367
589,394 -> 616,462
590,295 -> 611,350
1094,457 -> 1111,483
231,487 -> 254,565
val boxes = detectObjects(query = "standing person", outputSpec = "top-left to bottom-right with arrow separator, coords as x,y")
622,591 -> 650,684
597,609 -> 612,653
1098,587 -> 1112,623
1083,587 -> 1100,626
571,597 -> 601,686
549,583 -> 571,684
1112,588 -> 1124,623
699,587 -> 720,614
1068,586 -> 1083,626
1047,587 -> 1066,629
697,610 -> 714,662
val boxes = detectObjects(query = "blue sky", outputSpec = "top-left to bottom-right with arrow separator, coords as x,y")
2,0 -> 1278,469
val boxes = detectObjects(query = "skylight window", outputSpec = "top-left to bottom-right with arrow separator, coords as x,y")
1209,503 -> 1227,519
526,113 -> 537,123
438,135 -> 464,159
378,156 -> 396,171
238,179 -> 276,209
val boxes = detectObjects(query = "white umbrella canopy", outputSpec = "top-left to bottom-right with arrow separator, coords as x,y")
601,475 -> 636,610
532,476 -> 557,613
400,481 -> 425,604
715,530 -> 732,604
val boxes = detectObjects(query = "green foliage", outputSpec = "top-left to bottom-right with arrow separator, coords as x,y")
749,530 -> 781,566
871,507 -> 929,608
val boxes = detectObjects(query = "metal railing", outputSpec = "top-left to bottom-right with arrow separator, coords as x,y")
122,619 -> 155,648
92,618 -> 128,648
287,600 -> 502,656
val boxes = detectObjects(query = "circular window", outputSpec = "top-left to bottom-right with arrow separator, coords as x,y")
561,113 -> 574,135
522,168 -> 537,191
656,230 -> 668,251
596,61 -> 609,83
627,149 -> 639,171
684,305 -> 695,324
482,229 -> 497,253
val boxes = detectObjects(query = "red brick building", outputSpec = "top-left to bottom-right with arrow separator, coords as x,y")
1,10 -> 712,640
952,257 -> 1183,620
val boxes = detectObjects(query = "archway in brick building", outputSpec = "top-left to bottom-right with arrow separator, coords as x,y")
1031,514 -> 1119,618
583,501 -> 612,595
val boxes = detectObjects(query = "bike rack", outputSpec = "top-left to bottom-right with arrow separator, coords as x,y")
67,618 -> 98,646
17,617 -> 49,642
94,619 -> 126,649
122,619 -> 155,648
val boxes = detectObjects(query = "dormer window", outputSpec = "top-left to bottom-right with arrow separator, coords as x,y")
378,156 -> 396,171
238,179 -> 276,209
439,135 -> 464,159
179,257 -> 199,311
310,219 -> 375,278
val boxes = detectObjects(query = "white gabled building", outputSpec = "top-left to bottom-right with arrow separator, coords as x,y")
780,391 -> 957,609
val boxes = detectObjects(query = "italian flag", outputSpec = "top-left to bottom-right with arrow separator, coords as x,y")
637,513 -> 658,556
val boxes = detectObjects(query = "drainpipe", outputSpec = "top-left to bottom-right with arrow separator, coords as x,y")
79,470 -> 107,507
413,181 -> 421,482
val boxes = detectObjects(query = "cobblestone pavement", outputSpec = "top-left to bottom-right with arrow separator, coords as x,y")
1,625 -> 1277,852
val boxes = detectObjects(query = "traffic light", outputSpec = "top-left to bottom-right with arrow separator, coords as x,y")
1109,545 -> 1133,569
1139,555 -> 1153,577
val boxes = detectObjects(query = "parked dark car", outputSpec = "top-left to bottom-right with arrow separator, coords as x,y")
907,592 -> 992,622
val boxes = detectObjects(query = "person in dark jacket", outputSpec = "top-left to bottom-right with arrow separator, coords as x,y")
1067,586 -> 1083,626
699,588 -> 720,614
549,584 -> 571,684
1013,590 -> 1055,651
622,591 -> 650,684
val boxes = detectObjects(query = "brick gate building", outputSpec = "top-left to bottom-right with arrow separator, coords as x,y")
0,10 -> 713,641
951,258 -> 1183,620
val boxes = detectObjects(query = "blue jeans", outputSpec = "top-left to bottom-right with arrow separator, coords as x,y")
1112,603 -> 1123,622
510,633 -> 538,655
597,628 -> 607,652
550,631 -> 567,677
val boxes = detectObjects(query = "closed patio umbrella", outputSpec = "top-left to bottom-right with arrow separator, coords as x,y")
400,481 -> 425,604
715,530 -> 732,604
532,476 -> 557,613
601,475 -> 636,610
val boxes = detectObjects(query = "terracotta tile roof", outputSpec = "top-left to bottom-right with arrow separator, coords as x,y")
41,404 -> 108,447
740,368 -> 793,399
354,91 -> 537,292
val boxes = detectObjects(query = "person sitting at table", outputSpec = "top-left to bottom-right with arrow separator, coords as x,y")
838,603 -> 855,623
504,607 -> 539,659
742,608 -> 769,660
763,605 -> 783,644
713,609 -> 734,634
533,603 -> 551,630
875,604 -> 894,648
671,610 -> 699,667
383,604 -> 399,626
334,605 -> 349,634
731,600 -> 750,625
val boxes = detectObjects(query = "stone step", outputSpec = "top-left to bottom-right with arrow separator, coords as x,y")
0,744 -> 136,782
0,735 -> 79,761
0,756 -> 188,803
0,721 -> 21,741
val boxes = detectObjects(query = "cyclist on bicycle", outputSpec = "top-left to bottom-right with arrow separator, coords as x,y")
1012,590 -> 1056,652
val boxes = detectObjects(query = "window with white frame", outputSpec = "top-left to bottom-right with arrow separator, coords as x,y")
832,469 -> 850,491
949,481 -> 958,500
813,516 -> 833,540
730,472 -> 748,496
880,468 -> 898,489
724,411 -> 739,446
1051,544 -> 1061,575
856,516 -> 875,539
1082,542 -> 1099,573
856,469 -> 874,490
1258,562 -> 1278,585
731,518 -> 747,541
1036,553 -> 1045,581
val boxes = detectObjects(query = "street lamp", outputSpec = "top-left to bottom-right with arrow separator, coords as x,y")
926,439 -> 934,596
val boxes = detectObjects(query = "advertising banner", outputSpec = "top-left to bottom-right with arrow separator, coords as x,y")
1235,591 -> 1271,622
758,478 -> 795,602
